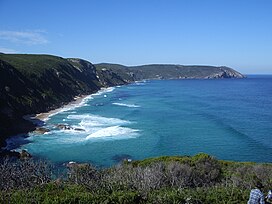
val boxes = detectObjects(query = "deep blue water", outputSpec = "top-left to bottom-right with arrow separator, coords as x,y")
10,75 -> 272,166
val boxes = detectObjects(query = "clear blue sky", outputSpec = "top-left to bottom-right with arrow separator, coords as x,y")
0,0 -> 272,74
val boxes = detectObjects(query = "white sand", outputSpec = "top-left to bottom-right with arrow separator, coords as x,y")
35,95 -> 89,121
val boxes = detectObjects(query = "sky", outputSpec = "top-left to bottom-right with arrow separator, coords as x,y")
0,0 -> 272,74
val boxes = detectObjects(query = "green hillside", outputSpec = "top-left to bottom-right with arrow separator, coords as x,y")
0,54 -> 102,146
95,63 -> 245,80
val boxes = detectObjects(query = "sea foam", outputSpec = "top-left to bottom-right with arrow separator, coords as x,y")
92,87 -> 115,96
43,87 -> 115,121
68,114 -> 130,127
112,102 -> 140,108
86,125 -> 139,140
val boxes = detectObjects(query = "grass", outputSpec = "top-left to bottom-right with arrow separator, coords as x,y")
0,54 -> 67,75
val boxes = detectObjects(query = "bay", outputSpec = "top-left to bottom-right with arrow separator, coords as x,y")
11,75 -> 272,166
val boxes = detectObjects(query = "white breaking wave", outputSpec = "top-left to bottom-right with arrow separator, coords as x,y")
43,85 -> 141,142
92,87 -> 115,96
64,111 -> 77,114
65,114 -> 139,141
67,114 -> 131,131
134,80 -> 147,86
86,126 -> 139,140
112,102 -> 140,108
68,114 -> 129,125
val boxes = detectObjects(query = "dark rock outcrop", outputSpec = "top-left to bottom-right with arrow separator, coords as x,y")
0,149 -> 32,159
20,149 -> 32,160
55,124 -> 85,132
56,124 -> 72,130
33,127 -> 50,134
74,128 -> 85,132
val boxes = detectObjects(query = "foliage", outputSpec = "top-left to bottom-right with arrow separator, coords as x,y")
0,159 -> 53,191
95,63 -> 244,81
0,154 -> 271,203
0,54 -> 102,145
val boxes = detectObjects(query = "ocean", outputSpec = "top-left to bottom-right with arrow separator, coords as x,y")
9,75 -> 272,166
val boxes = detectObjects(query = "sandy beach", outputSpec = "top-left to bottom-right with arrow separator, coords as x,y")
35,95 -> 89,121
33,87 -> 115,122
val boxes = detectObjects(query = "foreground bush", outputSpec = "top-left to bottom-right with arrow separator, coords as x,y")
0,153 -> 271,203
0,184 -> 250,204
0,159 -> 53,191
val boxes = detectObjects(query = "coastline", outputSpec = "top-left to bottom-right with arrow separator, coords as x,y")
1,94 -> 94,152
1,85 -> 121,152
34,94 -> 89,121
34,86 -> 117,122
1,95 -> 92,152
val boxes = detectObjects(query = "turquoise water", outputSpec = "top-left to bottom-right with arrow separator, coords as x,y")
11,75 -> 272,166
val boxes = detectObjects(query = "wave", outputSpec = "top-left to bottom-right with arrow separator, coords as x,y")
65,114 -> 139,141
92,87 -> 115,96
64,111 -> 77,114
134,80 -> 147,86
112,102 -> 140,108
67,114 -> 131,132
86,126 -> 139,140
43,87 -> 115,121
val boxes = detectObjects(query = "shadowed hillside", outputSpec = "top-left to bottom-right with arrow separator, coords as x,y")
0,54 -> 102,147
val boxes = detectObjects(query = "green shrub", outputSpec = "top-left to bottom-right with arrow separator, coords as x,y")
0,154 -> 271,203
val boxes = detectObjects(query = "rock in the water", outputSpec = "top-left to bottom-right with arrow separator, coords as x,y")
33,127 -> 50,134
20,149 -> 32,159
55,124 -> 85,132
56,124 -> 72,130
74,128 -> 85,131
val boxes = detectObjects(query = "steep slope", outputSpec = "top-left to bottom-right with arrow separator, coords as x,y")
0,54 -> 103,146
95,63 -> 135,86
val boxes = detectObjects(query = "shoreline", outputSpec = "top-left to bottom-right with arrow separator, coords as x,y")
3,83 -> 137,153
2,82 -> 133,153
34,94 -> 89,122
2,94 -> 91,152
1,85 -> 123,152
34,86 -> 118,122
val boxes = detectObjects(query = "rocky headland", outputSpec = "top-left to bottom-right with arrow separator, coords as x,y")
0,53 -> 245,151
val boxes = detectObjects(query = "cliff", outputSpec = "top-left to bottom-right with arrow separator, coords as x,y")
0,53 -> 245,147
0,54 -> 102,147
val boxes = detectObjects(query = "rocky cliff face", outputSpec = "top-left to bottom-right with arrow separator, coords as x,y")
0,54 -> 245,147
